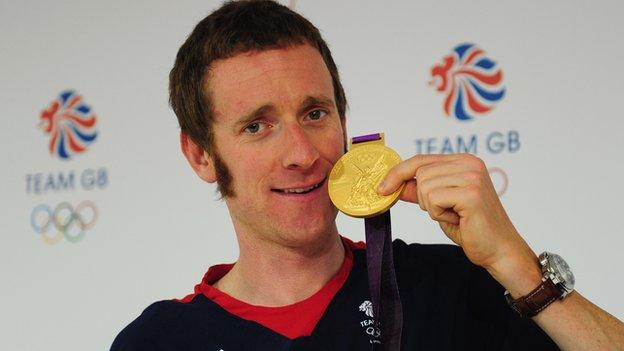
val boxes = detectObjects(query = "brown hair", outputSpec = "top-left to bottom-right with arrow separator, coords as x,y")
169,0 -> 347,197
169,0 -> 347,152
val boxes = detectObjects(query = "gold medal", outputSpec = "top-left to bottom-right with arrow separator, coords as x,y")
328,133 -> 404,218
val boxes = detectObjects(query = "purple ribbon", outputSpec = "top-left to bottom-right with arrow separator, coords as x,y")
351,133 -> 403,349
352,133 -> 382,144
365,210 -> 403,350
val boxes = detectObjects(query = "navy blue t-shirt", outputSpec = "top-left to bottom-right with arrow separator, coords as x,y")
111,239 -> 559,350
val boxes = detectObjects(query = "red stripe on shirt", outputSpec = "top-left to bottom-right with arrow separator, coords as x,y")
177,236 -> 365,339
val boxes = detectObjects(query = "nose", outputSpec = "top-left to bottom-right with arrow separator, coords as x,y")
280,123 -> 320,170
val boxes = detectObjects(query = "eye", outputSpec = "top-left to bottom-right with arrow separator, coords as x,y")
307,109 -> 327,121
243,122 -> 267,134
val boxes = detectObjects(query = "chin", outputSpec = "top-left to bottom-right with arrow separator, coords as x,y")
277,212 -> 338,248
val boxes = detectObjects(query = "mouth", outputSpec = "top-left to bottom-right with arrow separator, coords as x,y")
272,177 -> 326,195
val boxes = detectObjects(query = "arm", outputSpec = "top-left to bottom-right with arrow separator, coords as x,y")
489,239 -> 624,350
378,153 -> 624,351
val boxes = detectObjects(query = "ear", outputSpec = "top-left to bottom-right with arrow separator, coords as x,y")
180,132 -> 217,183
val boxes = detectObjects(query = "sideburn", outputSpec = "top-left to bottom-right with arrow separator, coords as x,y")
212,150 -> 235,198
212,129 -> 347,199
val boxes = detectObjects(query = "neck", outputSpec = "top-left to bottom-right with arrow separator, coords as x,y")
214,227 -> 345,307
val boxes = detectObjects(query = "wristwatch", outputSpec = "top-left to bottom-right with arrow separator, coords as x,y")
505,252 -> 575,318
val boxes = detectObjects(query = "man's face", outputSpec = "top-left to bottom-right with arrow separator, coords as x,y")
207,43 -> 345,247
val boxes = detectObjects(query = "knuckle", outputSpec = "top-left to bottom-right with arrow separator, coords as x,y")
428,210 -> 439,221
428,204 -> 445,221
465,170 -> 487,186
395,162 -> 413,179
427,188 -> 440,204
462,153 -> 485,169
415,165 -> 427,180
464,184 -> 482,203
426,190 -> 435,204
472,156 -> 487,170
464,171 -> 481,182
425,191 -> 439,209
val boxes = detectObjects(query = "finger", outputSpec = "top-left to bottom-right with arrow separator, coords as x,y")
432,208 -> 460,225
378,154 -> 463,195
414,161 -> 475,184
418,172 -> 479,195
427,187 -> 462,225
398,179 -> 419,204
417,176 -> 427,211
414,172 -> 477,212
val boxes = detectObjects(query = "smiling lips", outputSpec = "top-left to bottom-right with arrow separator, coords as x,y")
273,177 -> 326,195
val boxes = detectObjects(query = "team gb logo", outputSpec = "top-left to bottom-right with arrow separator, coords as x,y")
359,300 -> 374,318
430,43 -> 506,121
40,90 -> 98,160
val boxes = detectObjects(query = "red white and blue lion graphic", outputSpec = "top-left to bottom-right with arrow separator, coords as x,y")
40,90 -> 98,160
430,43 -> 505,121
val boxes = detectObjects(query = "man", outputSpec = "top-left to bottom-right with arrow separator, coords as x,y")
111,1 -> 624,350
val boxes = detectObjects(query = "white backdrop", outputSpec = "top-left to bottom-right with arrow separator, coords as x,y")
1,0 -> 623,349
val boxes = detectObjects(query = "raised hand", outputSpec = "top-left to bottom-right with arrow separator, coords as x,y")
378,153 -> 541,293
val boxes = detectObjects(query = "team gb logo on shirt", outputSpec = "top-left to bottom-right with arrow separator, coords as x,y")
359,300 -> 374,318
429,43 -> 506,121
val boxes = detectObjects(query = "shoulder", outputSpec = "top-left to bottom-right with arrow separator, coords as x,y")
110,300 -> 171,351
111,298 -> 208,351
110,295 -> 225,351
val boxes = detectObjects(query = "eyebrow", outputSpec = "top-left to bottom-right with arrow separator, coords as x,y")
233,95 -> 336,130
234,104 -> 275,130
297,95 -> 335,116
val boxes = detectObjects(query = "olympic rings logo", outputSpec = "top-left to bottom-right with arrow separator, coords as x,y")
30,201 -> 98,244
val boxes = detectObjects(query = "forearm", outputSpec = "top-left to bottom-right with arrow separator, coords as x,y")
488,245 -> 624,351
533,292 -> 624,351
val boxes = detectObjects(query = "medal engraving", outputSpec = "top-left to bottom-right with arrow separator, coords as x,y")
329,144 -> 404,218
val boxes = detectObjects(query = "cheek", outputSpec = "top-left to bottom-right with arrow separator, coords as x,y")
323,126 -> 346,161
233,153 -> 273,191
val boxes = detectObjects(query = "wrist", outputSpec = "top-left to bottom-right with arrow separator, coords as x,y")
486,247 -> 543,298
503,252 -> 576,318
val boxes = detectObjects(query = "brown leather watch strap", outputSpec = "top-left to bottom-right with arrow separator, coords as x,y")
505,278 -> 560,318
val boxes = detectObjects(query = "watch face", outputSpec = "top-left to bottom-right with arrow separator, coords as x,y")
550,253 -> 575,291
